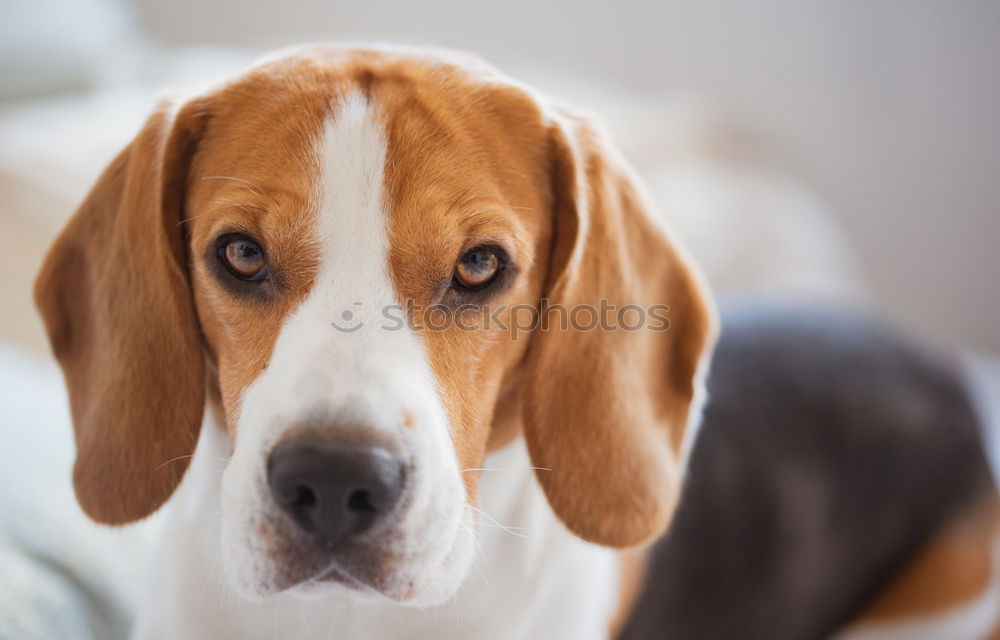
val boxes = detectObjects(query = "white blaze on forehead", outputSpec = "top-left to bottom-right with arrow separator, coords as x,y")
316,92 -> 391,300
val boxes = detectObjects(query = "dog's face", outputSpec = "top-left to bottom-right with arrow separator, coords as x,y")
188,52 -> 552,602
35,46 -> 716,605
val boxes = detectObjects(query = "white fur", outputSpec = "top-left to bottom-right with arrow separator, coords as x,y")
678,337 -> 714,466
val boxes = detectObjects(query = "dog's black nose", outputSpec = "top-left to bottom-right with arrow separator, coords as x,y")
267,437 -> 405,547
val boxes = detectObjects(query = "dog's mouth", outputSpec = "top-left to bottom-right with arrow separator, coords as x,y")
315,564 -> 367,591
276,556 -> 383,600
275,506 -> 471,604
289,552 -> 430,604
223,499 -> 474,605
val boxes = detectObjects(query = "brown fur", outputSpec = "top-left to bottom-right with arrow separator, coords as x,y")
610,547 -> 650,637
846,494 -> 1000,632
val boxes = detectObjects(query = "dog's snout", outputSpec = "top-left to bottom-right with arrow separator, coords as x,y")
267,437 -> 405,547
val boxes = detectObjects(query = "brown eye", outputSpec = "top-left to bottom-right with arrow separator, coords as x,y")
454,246 -> 501,290
221,236 -> 267,280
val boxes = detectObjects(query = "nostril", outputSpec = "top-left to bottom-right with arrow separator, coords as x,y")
347,489 -> 376,513
291,484 -> 317,509
346,488 -> 381,534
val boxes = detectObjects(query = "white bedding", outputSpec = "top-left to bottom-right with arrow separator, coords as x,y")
0,343 -> 157,639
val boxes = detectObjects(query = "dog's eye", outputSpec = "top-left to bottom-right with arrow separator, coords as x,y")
453,246 -> 502,290
220,236 -> 268,280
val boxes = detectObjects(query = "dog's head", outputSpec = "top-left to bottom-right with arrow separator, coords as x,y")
34,45 -> 716,605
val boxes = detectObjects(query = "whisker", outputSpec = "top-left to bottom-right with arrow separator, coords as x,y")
202,175 -> 266,194
273,596 -> 280,640
467,504 -> 531,540
199,556 -> 220,601
475,523 -> 530,531
300,600 -> 315,640
153,454 -> 229,471
153,454 -> 195,471
458,519 -> 493,587
177,212 -> 211,226
460,466 -> 552,473
210,198 -> 268,214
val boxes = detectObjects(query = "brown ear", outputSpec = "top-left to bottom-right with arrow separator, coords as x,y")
34,99 -> 207,525
522,107 -> 718,548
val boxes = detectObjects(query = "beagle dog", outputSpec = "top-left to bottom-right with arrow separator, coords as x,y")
33,44 -> 999,639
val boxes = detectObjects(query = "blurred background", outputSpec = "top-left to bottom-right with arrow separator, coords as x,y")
2,0 -> 998,353
0,1 -> 998,637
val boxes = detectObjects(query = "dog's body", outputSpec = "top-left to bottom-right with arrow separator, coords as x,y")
624,305 -> 1000,640
33,44 -> 999,639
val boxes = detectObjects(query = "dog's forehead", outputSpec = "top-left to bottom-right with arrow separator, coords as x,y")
190,46 -> 547,182
201,46 -> 517,143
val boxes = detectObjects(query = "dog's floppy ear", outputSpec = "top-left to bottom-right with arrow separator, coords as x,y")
35,98 -> 208,525
522,106 -> 718,548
